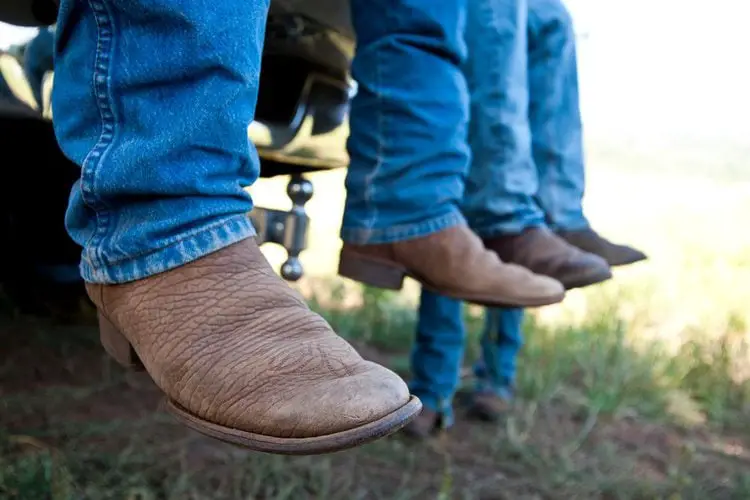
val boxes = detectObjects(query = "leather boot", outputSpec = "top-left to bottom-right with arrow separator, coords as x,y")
338,225 -> 565,307
401,408 -> 441,439
484,227 -> 612,290
88,238 -> 421,455
557,228 -> 647,267
466,392 -> 512,423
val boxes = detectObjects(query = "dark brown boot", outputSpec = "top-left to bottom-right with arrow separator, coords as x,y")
557,228 -> 647,267
87,238 -> 421,455
466,392 -> 512,423
484,227 -> 612,290
401,408 -> 441,439
339,225 -> 565,307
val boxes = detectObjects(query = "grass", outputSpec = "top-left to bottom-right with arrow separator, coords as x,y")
2,144 -> 750,498
3,269 -> 749,499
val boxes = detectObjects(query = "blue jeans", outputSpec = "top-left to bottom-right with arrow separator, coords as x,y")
410,0 -> 587,421
410,290 -> 522,426
53,0 -> 472,284
53,0 -> 265,284
341,0 -> 470,244
463,0 -> 588,235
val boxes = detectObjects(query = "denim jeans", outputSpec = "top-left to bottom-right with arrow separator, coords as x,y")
341,0 -> 470,244
463,0 -> 588,236
409,0 -> 588,421
53,0 -> 266,284
53,0 -> 473,283
410,289 -> 522,426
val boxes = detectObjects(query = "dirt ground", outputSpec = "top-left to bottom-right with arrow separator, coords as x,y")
2,304 -> 749,500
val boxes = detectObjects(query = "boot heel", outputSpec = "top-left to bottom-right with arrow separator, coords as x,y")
99,314 -> 144,370
338,251 -> 407,290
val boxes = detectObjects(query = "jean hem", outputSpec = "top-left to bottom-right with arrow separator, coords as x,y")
80,214 -> 256,284
341,210 -> 466,245
550,219 -> 591,232
472,219 -> 546,238
409,389 -> 455,428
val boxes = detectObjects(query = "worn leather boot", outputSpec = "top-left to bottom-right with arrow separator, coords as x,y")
484,227 -> 612,290
401,408 -> 441,439
338,225 -> 565,307
557,228 -> 647,267
466,392 -> 512,423
88,238 -> 421,455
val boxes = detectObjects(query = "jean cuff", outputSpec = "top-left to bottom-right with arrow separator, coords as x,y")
472,219 -> 546,239
474,379 -> 515,401
341,210 -> 466,245
550,219 -> 591,232
409,388 -> 455,428
80,214 -> 256,284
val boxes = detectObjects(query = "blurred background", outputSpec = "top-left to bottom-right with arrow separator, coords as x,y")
1,1 -> 749,498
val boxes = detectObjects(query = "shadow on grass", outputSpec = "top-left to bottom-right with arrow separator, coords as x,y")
1,281 -> 749,499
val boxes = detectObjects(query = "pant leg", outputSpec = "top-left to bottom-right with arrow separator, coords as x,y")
474,307 -> 524,395
462,0 -> 545,237
527,0 -> 589,231
53,0 -> 267,284
341,0 -> 470,245
409,289 -> 466,426
408,0 -> 534,423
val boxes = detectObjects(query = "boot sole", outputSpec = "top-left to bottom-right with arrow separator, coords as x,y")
338,250 -> 564,308
99,313 -> 422,455
167,396 -> 422,455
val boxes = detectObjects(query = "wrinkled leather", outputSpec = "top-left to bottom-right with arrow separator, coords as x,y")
484,227 -> 611,289
87,238 -> 410,439
343,225 -> 564,305
557,228 -> 647,267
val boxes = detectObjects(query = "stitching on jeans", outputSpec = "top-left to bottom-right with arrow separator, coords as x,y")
80,0 -> 118,280
360,4 -> 393,238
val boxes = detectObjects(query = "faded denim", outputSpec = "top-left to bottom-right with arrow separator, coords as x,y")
53,0 -> 267,283
463,0 -> 588,236
410,289 -> 522,426
341,0 -> 470,244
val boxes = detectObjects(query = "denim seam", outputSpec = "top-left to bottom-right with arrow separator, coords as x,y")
341,210 -> 466,245
80,214 -> 255,284
79,0 -> 117,277
360,14 -> 388,236
97,213 -> 256,267
340,210 -> 465,245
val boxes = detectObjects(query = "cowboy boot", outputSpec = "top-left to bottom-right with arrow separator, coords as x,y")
89,238 -> 421,455
557,228 -> 647,267
484,227 -> 612,290
339,225 -> 565,307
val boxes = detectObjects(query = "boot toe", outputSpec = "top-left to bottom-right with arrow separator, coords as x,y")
236,362 -> 411,439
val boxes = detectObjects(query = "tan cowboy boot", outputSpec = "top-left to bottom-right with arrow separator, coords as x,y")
338,225 -> 565,307
89,238 -> 421,455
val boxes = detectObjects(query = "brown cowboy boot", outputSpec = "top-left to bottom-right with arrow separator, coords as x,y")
88,238 -> 421,455
401,408 -> 441,439
466,392 -> 512,423
557,228 -> 647,267
338,225 -> 565,307
484,227 -> 612,290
